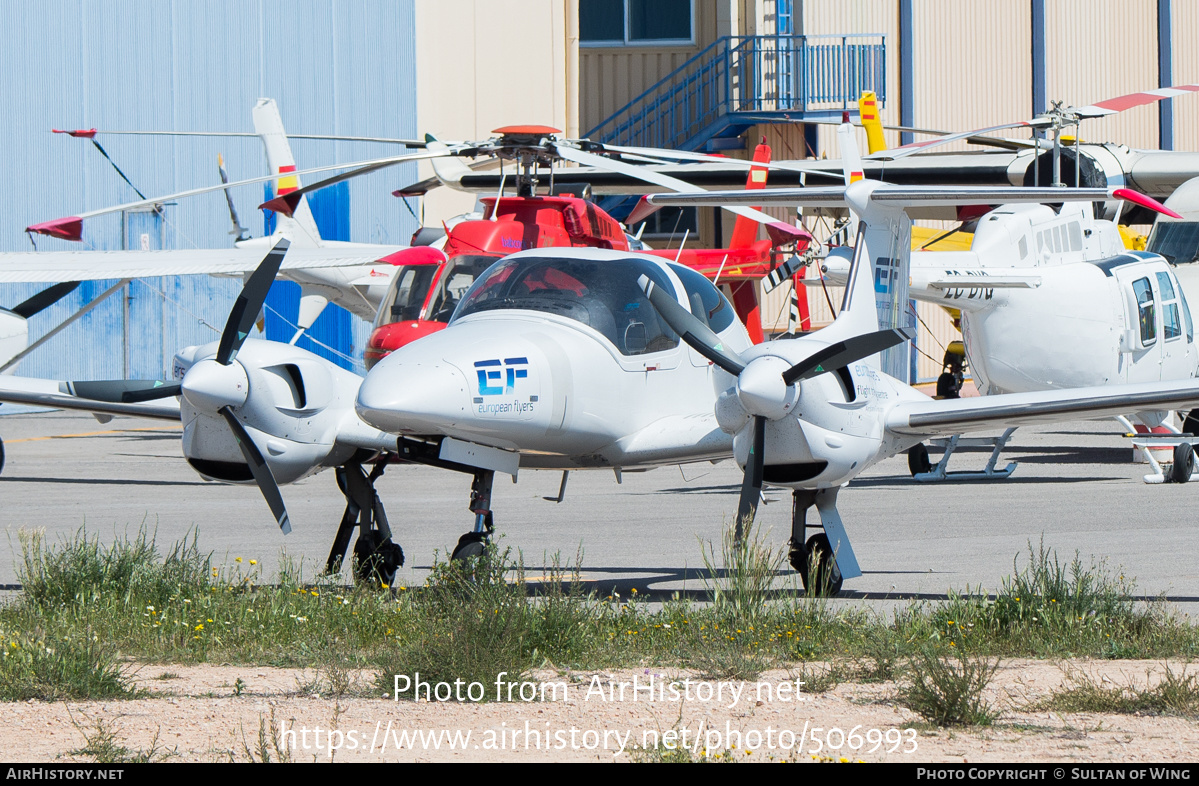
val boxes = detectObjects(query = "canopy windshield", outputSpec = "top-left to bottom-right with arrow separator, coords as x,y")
453,256 -> 681,355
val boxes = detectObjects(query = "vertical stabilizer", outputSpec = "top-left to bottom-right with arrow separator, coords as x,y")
727,139 -> 771,249
858,91 -> 887,154
826,181 -> 913,378
252,98 -> 324,247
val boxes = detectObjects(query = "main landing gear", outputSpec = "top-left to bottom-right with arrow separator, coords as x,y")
787,490 -> 843,596
326,460 -> 404,588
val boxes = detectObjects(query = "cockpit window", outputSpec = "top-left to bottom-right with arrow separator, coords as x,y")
453,256 -> 681,355
377,265 -> 438,326
427,255 -> 498,322
1147,221 -> 1199,264
668,263 -> 736,333
1133,277 -> 1157,345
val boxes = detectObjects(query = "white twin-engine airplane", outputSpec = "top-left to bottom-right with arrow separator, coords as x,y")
15,184 -> 1199,594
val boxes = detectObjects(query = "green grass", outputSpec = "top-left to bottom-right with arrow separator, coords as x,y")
3,526 -> 1199,703
1030,665 -> 1199,717
900,648 -> 1000,726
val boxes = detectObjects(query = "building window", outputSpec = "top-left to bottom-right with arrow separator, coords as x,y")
635,206 -> 698,240
580,0 -> 693,46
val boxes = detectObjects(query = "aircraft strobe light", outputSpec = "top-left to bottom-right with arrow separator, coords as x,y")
180,358 -> 249,413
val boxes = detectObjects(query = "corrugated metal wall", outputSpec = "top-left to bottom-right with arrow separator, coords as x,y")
0,0 -> 418,381
580,0 -> 721,133
1045,0 -> 1159,151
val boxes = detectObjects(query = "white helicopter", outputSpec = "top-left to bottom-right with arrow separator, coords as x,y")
351,180 -> 1199,593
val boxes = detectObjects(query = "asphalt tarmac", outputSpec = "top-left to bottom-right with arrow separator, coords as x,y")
1,410 -> 1197,613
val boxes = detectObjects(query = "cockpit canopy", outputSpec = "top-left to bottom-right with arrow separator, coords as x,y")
452,255 -> 736,356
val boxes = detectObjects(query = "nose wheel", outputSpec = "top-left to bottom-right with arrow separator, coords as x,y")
451,470 -> 495,561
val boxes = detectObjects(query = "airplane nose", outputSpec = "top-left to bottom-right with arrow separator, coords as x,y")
356,358 -> 472,434
181,358 -> 249,413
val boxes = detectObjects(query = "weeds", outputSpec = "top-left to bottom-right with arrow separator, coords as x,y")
901,648 -> 1000,726
235,709 -> 293,763
1030,665 -> 1199,716
683,517 -> 784,679
0,633 -> 132,701
69,715 -> 169,763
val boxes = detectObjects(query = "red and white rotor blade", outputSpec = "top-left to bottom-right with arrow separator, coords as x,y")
1073,84 -> 1199,119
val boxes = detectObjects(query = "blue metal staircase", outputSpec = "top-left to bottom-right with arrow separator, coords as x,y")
585,34 -> 887,153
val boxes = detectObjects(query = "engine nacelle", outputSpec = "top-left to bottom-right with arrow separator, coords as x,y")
178,339 -> 371,485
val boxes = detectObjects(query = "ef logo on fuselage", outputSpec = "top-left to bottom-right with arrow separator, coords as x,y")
474,357 -> 529,396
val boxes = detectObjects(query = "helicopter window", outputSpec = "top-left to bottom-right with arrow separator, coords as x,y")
428,255 -> 499,322
454,255 -> 680,356
1180,283 -> 1195,343
668,263 -> 735,333
1156,271 -> 1183,341
379,265 -> 438,326
1132,277 -> 1157,345
1147,222 -> 1199,265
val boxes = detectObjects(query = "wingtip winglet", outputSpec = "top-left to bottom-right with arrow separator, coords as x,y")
1111,187 -> 1183,220
26,217 -> 84,242
259,193 -> 301,218
627,196 -> 662,226
765,222 -> 813,249
52,128 -> 97,139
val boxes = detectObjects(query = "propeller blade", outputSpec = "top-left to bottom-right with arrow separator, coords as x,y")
781,327 -> 915,385
62,379 -> 177,403
121,383 -> 182,403
637,274 -> 746,376
735,415 -> 767,541
11,281 -> 81,319
216,240 -> 289,366
219,406 -> 291,534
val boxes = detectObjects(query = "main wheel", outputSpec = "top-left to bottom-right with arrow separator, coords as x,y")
787,537 -> 806,573
799,533 -> 843,596
1171,443 -> 1195,484
451,531 -> 488,562
935,372 -> 961,399
353,530 -> 404,587
907,443 -> 931,476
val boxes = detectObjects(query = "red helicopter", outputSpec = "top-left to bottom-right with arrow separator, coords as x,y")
359,129 -> 813,369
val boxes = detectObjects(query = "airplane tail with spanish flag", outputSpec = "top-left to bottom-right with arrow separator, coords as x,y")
251,98 -> 324,247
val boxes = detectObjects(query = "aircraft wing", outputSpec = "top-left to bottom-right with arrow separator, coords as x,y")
0,375 -> 180,421
886,380 -> 1199,438
0,247 -> 402,284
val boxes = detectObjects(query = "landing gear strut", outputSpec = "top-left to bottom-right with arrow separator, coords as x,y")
787,490 -> 843,596
451,469 -> 495,561
326,460 -> 404,587
0,436 -> 5,476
